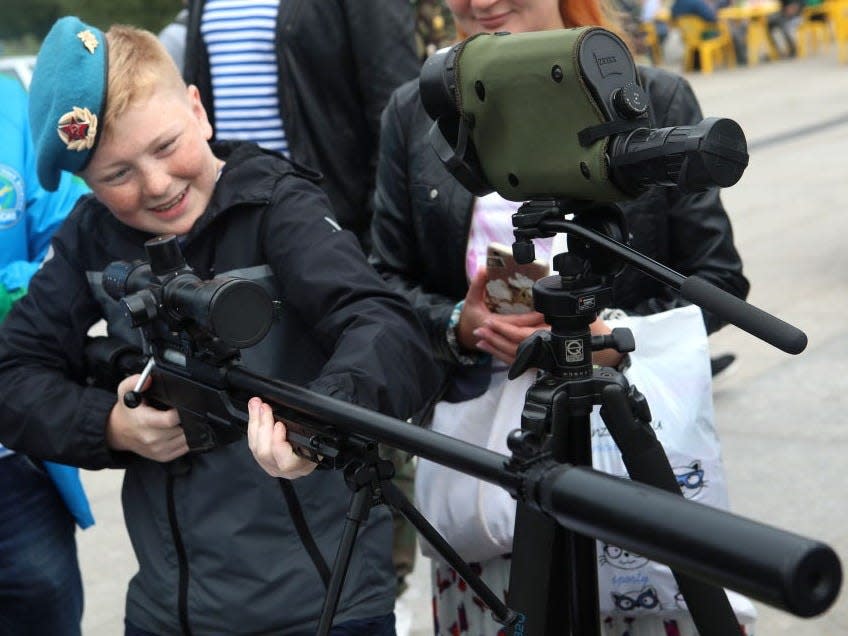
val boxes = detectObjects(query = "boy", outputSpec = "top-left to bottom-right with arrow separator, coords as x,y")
0,17 -> 439,635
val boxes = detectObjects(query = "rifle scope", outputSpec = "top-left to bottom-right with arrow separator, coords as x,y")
102,235 -> 273,349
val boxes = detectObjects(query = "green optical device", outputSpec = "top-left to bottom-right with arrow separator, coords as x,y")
420,27 -> 749,203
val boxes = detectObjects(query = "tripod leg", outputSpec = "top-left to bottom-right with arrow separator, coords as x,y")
509,409 -> 601,636
599,383 -> 744,636
509,502 -> 582,635
316,486 -> 372,636
381,480 -> 518,627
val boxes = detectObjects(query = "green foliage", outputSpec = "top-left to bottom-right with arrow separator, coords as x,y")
58,0 -> 179,34
3,0 -> 179,45
1,0 -> 63,43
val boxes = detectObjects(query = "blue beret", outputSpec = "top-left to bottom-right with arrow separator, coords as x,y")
29,17 -> 107,191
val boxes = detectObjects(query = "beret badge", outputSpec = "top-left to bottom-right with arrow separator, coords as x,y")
57,107 -> 98,151
77,29 -> 99,54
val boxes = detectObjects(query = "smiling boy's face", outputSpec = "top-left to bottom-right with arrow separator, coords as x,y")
80,83 -> 221,236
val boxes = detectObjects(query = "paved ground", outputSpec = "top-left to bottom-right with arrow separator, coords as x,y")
76,44 -> 848,635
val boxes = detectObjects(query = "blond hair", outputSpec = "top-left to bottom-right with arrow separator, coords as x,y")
103,24 -> 185,137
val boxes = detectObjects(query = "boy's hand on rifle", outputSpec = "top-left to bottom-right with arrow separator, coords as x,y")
106,374 -> 190,462
247,397 -> 317,480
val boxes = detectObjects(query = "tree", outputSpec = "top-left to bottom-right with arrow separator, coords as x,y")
3,0 -> 178,43
59,0 -> 179,34
1,0 -> 63,42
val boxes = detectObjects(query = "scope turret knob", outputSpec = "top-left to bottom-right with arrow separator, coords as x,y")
612,82 -> 648,119
123,289 -> 160,327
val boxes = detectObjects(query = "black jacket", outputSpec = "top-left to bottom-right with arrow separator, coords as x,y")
369,66 -> 750,367
184,0 -> 420,251
0,142 -> 440,634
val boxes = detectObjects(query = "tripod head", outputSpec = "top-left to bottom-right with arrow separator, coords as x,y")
508,201 -> 637,383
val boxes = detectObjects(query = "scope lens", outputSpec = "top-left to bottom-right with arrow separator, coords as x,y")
419,43 -> 462,124
164,275 -> 273,349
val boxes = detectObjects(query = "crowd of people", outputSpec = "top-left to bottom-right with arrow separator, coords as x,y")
0,1 -> 756,635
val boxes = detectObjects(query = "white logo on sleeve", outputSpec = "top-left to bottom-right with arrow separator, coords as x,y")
0,165 -> 25,230
39,245 -> 55,270
323,216 -> 342,232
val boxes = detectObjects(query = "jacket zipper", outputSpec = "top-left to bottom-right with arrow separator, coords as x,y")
166,472 -> 193,635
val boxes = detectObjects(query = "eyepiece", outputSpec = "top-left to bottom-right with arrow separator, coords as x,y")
102,260 -> 154,301
608,117 -> 749,195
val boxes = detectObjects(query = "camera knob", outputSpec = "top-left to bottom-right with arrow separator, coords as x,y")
612,82 -> 648,119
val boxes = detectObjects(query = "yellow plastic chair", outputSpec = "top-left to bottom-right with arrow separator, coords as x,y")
639,21 -> 665,65
675,15 -> 737,73
796,3 -> 833,56
826,0 -> 848,62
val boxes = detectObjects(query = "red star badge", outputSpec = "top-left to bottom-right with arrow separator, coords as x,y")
56,107 -> 98,151
58,120 -> 90,142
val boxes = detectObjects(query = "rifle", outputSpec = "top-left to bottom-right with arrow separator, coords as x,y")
87,234 -> 841,635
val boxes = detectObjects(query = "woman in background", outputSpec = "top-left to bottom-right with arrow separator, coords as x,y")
369,1 -> 750,634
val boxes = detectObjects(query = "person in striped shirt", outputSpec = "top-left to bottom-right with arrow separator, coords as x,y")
183,0 -> 421,252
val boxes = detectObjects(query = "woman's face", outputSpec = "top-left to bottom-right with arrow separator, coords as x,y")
446,0 -> 565,35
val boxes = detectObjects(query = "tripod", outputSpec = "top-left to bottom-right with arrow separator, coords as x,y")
314,197 -> 812,635
315,439 -> 519,636
504,201 -> 743,635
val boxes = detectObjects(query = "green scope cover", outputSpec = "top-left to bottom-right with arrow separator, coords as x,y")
455,28 -> 628,202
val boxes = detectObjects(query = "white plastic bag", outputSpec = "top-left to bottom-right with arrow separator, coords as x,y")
592,305 -> 755,624
415,365 -> 523,563
415,304 -> 756,624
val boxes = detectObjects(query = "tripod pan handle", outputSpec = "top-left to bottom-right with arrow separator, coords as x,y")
681,276 -> 807,354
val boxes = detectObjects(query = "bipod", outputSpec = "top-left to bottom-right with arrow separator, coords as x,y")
316,444 -> 518,635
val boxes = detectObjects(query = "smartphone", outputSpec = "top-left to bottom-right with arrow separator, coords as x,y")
485,242 -> 549,314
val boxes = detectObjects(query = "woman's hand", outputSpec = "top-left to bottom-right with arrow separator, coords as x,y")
457,267 -> 546,365
457,268 -> 624,368
106,374 -> 189,462
247,397 -> 317,479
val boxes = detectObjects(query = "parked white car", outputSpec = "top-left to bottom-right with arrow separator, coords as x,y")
0,55 -> 36,89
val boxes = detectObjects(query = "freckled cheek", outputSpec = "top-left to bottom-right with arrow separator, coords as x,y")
95,188 -> 145,222
172,145 -> 209,182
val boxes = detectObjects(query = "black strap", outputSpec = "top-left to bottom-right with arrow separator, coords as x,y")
166,473 -> 194,636
578,118 -> 645,147
278,479 -> 332,587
